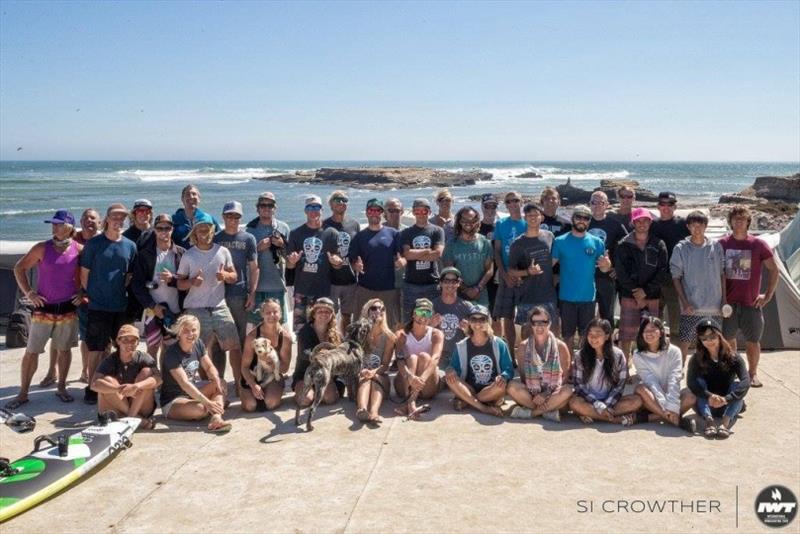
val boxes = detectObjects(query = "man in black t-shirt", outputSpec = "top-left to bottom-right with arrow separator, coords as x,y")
652,191 -> 690,337
539,187 -> 572,236
400,198 -> 445,321
587,191 -> 629,323
323,190 -> 360,331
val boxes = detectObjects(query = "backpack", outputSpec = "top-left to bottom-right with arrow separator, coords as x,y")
6,306 -> 32,349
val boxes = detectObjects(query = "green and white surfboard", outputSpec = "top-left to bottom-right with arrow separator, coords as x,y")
0,416 -> 140,522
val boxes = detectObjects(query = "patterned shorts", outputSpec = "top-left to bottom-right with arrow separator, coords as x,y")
679,314 -> 723,343
27,309 -> 79,353
619,297 -> 659,342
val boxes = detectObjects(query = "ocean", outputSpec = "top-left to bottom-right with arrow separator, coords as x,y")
0,160 -> 797,241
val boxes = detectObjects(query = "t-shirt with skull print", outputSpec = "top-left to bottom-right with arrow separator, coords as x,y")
400,223 -> 445,285
323,216 -> 360,286
287,223 -> 340,298
432,296 -> 472,369
160,339 -> 207,406
464,338 -> 499,392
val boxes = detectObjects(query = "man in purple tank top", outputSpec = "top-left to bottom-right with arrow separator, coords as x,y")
7,210 -> 84,409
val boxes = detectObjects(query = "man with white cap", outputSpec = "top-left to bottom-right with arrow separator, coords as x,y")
246,192 -> 291,323
6,209 -> 83,409
614,206 -> 670,358
80,203 -> 138,404
123,198 -> 153,243
287,194 -> 343,333
551,204 -> 612,348
211,201 -> 259,378
323,190 -> 360,331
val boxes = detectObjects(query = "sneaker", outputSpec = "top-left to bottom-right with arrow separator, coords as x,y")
542,410 -> 561,423
509,406 -> 533,419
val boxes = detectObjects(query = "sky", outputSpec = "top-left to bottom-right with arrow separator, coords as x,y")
0,1 -> 798,161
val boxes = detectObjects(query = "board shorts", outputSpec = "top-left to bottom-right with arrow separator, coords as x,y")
679,314 -> 723,343
330,284 -> 358,315
619,297 -> 659,342
722,304 -> 764,343
27,302 -> 79,353
492,279 -> 516,320
86,309 -> 129,352
184,305 -> 240,351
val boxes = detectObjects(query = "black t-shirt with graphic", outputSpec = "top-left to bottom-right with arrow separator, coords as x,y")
400,223 -> 444,285
160,339 -> 206,405
323,217 -> 360,286
433,296 -> 472,368
287,224 -> 339,297
464,338 -> 499,391
540,215 -> 571,237
508,232 -> 556,305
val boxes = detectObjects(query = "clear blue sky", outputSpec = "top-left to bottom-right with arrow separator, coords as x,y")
1,1 -> 798,161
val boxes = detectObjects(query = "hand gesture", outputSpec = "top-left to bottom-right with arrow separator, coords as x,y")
159,268 -> 174,284
192,269 -> 204,287
408,374 -> 425,392
597,253 -> 611,271
327,252 -> 343,268
216,264 -> 226,282
394,253 -> 406,269
257,237 -> 271,252
287,251 -> 301,267
527,261 -> 542,276
430,313 -> 442,328
353,257 -> 365,274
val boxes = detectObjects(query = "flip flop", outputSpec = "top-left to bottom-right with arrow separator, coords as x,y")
4,398 -> 29,410
208,422 -> 232,434
750,376 -> 763,388
39,376 -> 56,388
406,404 -> 431,420
55,391 -> 74,403
356,408 -> 371,422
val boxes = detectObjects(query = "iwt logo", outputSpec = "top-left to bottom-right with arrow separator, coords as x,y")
755,485 -> 797,528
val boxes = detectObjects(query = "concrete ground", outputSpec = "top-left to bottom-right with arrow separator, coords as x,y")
0,341 -> 798,533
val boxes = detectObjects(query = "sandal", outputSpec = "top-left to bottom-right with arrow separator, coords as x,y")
407,404 -> 431,420
138,417 -> 156,431
716,426 -> 731,439
704,419 -> 718,439
4,397 -> 29,410
579,415 -> 594,425
356,408 -> 370,422
39,375 -> 56,388
750,375 -> 763,388
208,422 -> 232,434
55,391 -> 74,403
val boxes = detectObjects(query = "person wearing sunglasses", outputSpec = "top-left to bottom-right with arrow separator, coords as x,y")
394,298 -> 444,420
445,304 -> 512,418
493,191 -> 527,351
478,193 -> 500,322
351,199 -> 404,330
442,206 -> 494,306
614,207 -> 670,359
323,190 -> 361,332
430,188 -> 456,243
287,195 -> 344,334
632,316 -> 696,433
132,213 -> 185,358
399,198 -> 445,322
686,318 -> 750,439
506,306 -> 572,421
355,298 -> 397,424
611,185 -> 636,232
246,192 -> 291,325
551,205 -> 612,349
123,198 -> 153,243
587,191 -> 628,324
432,267 -> 472,369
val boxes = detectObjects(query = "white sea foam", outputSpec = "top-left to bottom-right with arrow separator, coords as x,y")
116,167 -> 281,183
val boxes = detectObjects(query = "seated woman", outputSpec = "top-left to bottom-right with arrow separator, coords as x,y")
506,306 -> 572,421
445,304 -> 512,418
568,318 -> 642,426
293,298 -> 341,408
240,299 -> 293,412
686,318 -> 750,439
355,298 -> 397,424
632,317 -> 696,432
91,324 -> 162,430
394,298 -> 444,420
160,315 -> 231,433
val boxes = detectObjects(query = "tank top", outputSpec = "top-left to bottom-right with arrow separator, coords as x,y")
365,332 -> 388,370
403,326 -> 433,358
38,240 -> 80,304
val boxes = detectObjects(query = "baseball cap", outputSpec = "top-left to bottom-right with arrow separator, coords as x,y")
414,298 -> 434,313
106,203 -> 129,216
572,204 -> 591,218
412,198 -> 431,210
153,213 -> 173,226
658,192 -> 677,204
631,207 -> 654,222
523,202 -> 544,214
481,193 -> 498,206
305,195 -> 322,207
132,199 -> 153,210
44,209 -> 76,226
258,192 -> 277,203
313,297 -> 335,309
116,324 -> 140,340
695,318 -> 722,334
222,201 -> 243,216
440,266 -> 462,279
193,210 -> 215,226
366,198 -> 384,210
468,304 -> 490,318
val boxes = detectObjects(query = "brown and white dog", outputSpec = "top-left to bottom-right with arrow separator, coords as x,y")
252,337 -> 281,389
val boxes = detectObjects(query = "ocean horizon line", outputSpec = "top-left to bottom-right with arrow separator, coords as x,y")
2,159 -> 799,165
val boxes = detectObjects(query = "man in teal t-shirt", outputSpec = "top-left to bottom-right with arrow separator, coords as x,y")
443,207 -> 494,305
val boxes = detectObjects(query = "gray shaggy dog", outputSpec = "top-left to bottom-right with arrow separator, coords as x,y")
295,318 -> 372,431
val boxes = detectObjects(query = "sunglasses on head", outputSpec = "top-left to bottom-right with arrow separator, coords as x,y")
413,308 -> 433,318
258,203 -> 276,209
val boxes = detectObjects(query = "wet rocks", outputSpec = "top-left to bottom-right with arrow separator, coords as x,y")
254,167 -> 493,190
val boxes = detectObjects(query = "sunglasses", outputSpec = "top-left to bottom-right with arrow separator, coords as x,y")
155,226 -> 172,232
413,309 -> 433,318
469,315 -> 489,323
530,319 -> 550,326
258,203 -> 276,209
505,199 -> 521,204
369,305 -> 384,312
482,203 -> 498,209
441,277 -> 460,284
332,197 -> 349,204
437,197 -> 452,203
387,208 -> 402,214
573,214 -> 591,221
366,208 -> 384,215
117,336 -> 139,344
619,194 -> 634,200
305,204 -> 322,212
590,200 -> 607,206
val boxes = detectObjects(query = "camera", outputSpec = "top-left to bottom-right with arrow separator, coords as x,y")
145,281 -> 159,290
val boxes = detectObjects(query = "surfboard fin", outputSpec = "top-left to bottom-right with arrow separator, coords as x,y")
97,411 -> 118,427
33,434 -> 68,457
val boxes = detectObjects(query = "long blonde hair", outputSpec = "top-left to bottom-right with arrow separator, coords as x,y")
360,298 -> 393,338
309,302 -> 341,345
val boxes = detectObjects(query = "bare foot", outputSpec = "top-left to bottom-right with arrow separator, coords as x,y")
407,404 -> 431,420
579,415 -> 594,424
482,404 -> 503,418
394,405 -> 409,416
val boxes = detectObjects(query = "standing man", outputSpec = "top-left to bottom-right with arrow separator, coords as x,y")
123,199 -> 153,243
430,188 -> 456,242
383,197 -> 407,322
507,203 -> 556,342
7,210 -> 82,409
172,184 -> 220,249
431,267 -> 472,369
286,195 -> 342,333
551,205 -> 611,348
74,208 -> 102,383
132,213 -> 185,358
323,190 -> 360,331
246,192 -> 290,323
587,191 -> 628,323
614,207 -> 670,358
442,206 -> 494,306
670,211 -> 726,362
493,191 -> 527,351
176,212 -> 242,393
478,193 -> 501,328
612,185 -> 636,231
213,201 -> 259,374
720,206 -> 779,388
351,199 -> 404,329
400,198 -> 445,321
80,203 -> 138,404
652,191 -> 690,340
539,187 -> 571,236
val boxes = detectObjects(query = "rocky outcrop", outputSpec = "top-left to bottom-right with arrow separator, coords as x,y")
735,173 -> 800,202
516,171 -> 543,178
254,167 -> 492,190
556,178 -> 659,205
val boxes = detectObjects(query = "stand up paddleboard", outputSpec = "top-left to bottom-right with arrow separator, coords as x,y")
0,415 -> 140,522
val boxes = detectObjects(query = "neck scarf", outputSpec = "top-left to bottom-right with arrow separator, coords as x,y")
524,331 -> 562,394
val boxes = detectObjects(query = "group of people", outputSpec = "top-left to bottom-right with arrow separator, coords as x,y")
8,182 -> 778,438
